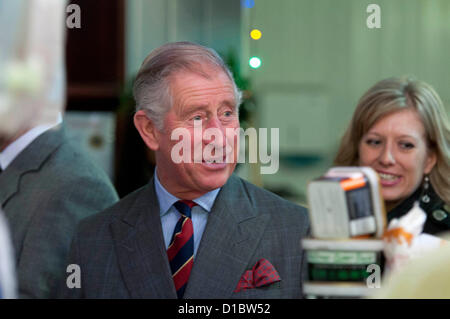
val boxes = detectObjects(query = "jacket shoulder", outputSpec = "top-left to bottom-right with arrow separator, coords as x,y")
232,175 -> 309,221
77,185 -> 148,234
47,138 -> 113,182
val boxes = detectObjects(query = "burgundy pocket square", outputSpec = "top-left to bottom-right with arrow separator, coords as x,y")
234,258 -> 281,293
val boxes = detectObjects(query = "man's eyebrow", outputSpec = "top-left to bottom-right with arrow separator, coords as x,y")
179,105 -> 208,116
220,99 -> 236,108
188,105 -> 209,112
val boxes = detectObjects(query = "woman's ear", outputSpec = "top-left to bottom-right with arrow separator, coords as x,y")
134,110 -> 161,151
424,149 -> 437,174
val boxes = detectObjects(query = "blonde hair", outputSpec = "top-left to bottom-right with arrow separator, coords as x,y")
334,76 -> 450,204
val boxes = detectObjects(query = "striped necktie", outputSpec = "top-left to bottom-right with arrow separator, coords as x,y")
167,200 -> 197,299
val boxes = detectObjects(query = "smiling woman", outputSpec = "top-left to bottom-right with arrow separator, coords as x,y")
334,77 -> 450,235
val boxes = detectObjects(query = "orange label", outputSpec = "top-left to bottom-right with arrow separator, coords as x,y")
340,177 -> 366,191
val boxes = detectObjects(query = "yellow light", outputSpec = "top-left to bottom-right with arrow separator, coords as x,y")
250,29 -> 262,40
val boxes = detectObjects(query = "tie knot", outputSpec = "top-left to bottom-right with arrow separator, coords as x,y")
174,200 -> 197,218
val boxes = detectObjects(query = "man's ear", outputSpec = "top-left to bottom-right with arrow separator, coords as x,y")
134,110 -> 160,151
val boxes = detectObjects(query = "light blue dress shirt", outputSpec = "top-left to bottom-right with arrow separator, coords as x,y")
154,170 -> 220,258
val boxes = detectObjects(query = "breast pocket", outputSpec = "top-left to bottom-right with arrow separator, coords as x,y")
231,281 -> 283,299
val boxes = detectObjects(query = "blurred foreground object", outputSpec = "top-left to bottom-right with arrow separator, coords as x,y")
303,167 -> 386,298
304,167 -> 448,298
0,209 -> 16,299
0,0 -> 65,137
307,167 -> 386,239
383,202 -> 446,275
373,233 -> 450,299
302,238 -> 384,298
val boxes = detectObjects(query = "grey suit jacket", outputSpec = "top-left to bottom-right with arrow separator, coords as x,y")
0,126 -> 119,298
59,174 -> 309,299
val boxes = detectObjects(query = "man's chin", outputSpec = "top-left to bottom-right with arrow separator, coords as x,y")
198,168 -> 234,190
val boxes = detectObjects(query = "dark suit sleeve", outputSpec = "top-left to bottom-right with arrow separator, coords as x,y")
16,174 -> 118,298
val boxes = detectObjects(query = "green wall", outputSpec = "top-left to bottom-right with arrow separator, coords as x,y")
126,0 -> 450,204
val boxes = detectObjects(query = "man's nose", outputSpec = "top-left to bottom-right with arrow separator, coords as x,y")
378,145 -> 396,166
203,117 -> 226,146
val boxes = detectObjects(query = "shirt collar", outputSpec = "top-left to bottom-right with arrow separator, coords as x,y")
153,168 -> 220,217
0,114 -> 62,170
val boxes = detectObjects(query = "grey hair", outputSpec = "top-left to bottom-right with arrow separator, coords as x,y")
133,41 -> 242,130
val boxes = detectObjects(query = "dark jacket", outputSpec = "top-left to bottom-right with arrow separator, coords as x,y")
57,174 -> 310,299
388,184 -> 450,235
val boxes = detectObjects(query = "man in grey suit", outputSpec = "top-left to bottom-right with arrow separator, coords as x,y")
59,42 -> 309,299
0,122 -> 119,298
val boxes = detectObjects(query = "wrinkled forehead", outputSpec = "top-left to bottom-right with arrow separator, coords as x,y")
168,62 -> 233,85
167,65 -> 236,103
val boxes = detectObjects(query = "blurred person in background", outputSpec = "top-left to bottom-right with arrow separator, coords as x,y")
334,76 -> 450,235
0,0 -> 118,298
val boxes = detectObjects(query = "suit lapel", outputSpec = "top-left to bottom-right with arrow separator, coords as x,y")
0,126 -> 64,208
110,180 -> 177,298
0,168 -> 22,208
184,175 -> 270,298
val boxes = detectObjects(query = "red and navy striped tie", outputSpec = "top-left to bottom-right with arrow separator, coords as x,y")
167,200 -> 196,299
